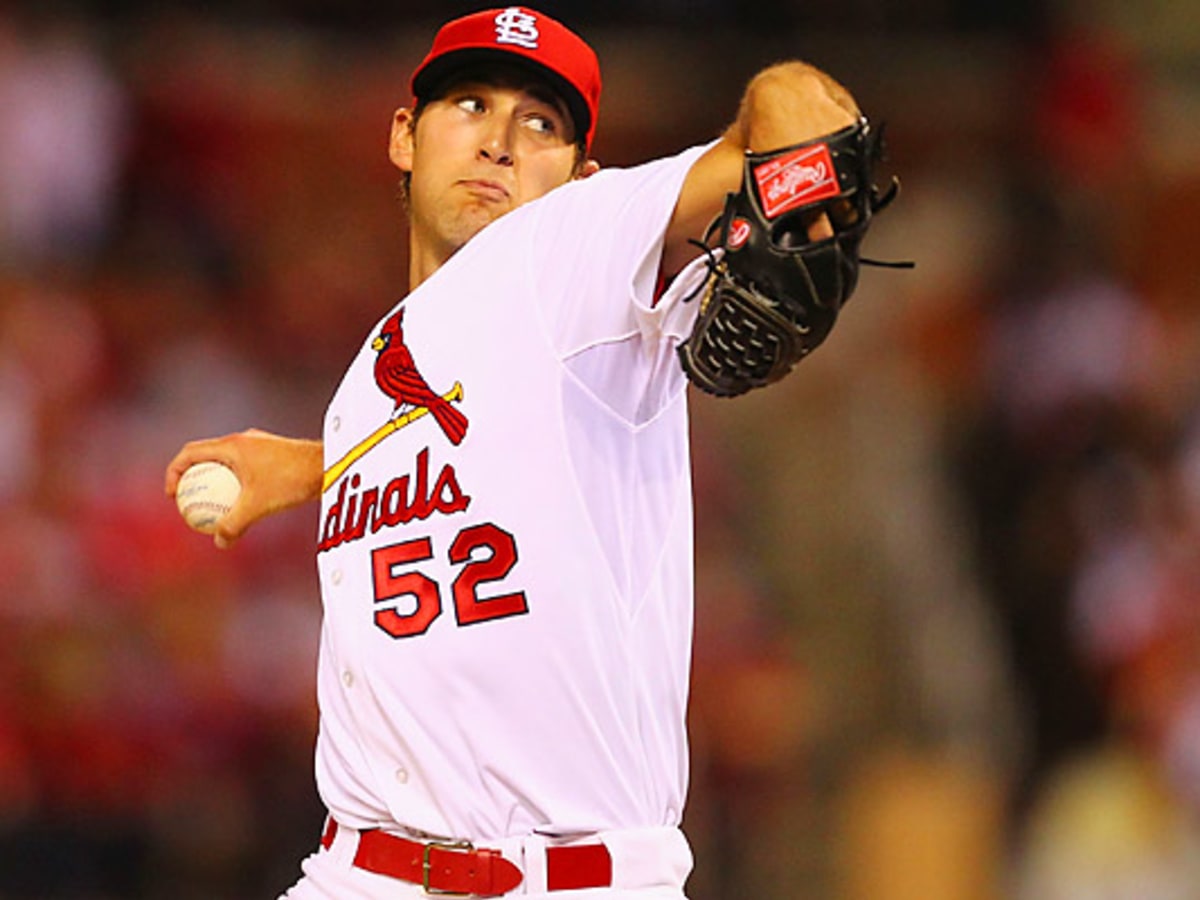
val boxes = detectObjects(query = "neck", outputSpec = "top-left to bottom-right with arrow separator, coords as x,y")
407,232 -> 458,291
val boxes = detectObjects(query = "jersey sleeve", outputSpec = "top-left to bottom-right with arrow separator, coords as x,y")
523,143 -> 715,358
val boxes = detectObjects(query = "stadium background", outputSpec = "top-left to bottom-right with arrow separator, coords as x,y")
1,0 -> 1198,897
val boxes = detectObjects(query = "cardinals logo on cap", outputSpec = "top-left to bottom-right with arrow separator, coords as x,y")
494,7 -> 539,48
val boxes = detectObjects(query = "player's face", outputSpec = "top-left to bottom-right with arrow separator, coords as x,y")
391,79 -> 586,268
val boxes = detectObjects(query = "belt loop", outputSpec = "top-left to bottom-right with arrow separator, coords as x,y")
322,819 -> 362,869
598,825 -> 692,890
518,832 -> 549,895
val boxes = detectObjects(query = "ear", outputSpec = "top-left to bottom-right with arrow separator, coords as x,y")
574,158 -> 601,180
389,107 -> 416,173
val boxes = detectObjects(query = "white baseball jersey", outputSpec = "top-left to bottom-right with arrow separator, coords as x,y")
314,143 -> 711,844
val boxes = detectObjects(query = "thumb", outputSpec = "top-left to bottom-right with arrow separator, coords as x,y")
211,496 -> 254,550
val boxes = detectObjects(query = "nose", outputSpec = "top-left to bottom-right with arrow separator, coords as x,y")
478,117 -> 514,166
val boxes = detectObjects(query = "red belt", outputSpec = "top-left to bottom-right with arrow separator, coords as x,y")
321,819 -> 613,896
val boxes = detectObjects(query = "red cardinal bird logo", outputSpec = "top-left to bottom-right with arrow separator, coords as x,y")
372,308 -> 468,445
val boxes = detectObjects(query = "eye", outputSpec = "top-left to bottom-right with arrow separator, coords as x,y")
455,95 -> 486,115
522,113 -> 558,136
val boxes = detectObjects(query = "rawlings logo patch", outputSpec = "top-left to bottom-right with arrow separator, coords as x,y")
754,144 -> 840,219
727,217 -> 752,250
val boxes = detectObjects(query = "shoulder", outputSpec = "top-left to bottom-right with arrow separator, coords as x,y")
538,143 -> 716,214
519,142 -> 720,262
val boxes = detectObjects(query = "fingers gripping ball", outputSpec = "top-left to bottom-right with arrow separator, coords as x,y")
175,462 -> 241,534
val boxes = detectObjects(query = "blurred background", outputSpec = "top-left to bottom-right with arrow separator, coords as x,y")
1,0 -> 1198,897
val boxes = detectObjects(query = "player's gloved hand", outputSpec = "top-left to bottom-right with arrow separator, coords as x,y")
678,116 -> 910,397
165,429 -> 324,548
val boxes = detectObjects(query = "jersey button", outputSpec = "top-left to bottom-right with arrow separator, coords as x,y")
342,670 -> 354,688
332,415 -> 342,432
394,767 -> 408,784
331,569 -> 343,586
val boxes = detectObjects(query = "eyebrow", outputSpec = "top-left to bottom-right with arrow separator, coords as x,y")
522,85 -> 570,119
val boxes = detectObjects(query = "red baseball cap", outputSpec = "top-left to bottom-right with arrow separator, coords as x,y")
410,7 -> 602,150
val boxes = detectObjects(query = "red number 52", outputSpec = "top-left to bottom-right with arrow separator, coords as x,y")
370,522 -> 528,639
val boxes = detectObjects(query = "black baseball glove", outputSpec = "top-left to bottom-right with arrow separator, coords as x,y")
677,116 -> 909,397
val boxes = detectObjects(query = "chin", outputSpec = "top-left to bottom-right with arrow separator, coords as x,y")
460,204 -> 508,237
438,219 -> 494,260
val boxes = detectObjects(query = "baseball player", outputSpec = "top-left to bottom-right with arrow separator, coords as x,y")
165,6 -> 902,897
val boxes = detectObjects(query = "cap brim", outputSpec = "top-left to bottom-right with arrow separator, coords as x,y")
412,47 -> 591,148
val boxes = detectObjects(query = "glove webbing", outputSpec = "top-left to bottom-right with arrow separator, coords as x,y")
678,268 -> 809,397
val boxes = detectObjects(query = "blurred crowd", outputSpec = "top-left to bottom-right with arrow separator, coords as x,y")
0,3 -> 1198,899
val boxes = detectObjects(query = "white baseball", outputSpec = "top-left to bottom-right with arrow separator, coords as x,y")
175,461 -> 241,534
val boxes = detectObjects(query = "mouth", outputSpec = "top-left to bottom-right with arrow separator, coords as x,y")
458,179 -> 511,203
